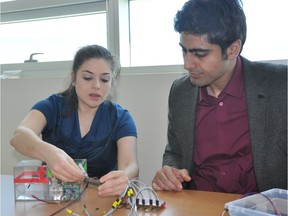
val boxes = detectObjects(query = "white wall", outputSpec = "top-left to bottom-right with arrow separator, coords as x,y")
0,71 -> 183,185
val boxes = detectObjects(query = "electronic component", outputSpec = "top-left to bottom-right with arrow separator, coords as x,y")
14,159 -> 87,201
14,160 -> 166,216
84,177 -> 102,187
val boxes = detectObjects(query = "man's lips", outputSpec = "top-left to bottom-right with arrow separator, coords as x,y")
189,72 -> 202,79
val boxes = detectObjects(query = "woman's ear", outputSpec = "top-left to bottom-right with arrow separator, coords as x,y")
227,39 -> 242,60
71,72 -> 76,86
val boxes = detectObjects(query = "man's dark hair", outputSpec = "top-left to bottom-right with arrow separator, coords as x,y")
174,0 -> 246,55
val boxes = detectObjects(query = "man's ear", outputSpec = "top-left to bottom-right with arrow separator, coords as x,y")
227,39 -> 242,60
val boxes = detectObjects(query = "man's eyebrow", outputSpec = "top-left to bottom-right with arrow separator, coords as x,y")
179,43 -> 211,53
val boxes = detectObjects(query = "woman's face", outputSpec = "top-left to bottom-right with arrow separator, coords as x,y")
73,58 -> 112,110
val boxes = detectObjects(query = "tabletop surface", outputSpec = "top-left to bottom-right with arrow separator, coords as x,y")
1,175 -> 239,216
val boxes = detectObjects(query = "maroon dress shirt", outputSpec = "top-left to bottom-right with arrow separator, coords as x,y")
192,57 -> 258,193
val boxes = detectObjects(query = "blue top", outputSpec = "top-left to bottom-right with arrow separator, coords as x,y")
32,93 -> 137,177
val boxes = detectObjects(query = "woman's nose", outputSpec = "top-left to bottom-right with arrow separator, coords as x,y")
92,79 -> 100,89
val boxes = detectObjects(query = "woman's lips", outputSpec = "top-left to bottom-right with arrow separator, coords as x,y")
89,93 -> 101,100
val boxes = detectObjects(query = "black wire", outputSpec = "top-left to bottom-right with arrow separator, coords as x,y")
31,195 -> 70,204
49,181 -> 89,216
259,193 -> 281,216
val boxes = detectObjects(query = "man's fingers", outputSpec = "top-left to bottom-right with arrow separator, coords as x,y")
152,167 -> 183,191
172,168 -> 191,183
152,182 -> 162,191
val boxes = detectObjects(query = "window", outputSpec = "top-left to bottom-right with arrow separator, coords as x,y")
129,0 -> 187,66
0,0 -> 287,67
0,0 -> 107,64
241,0 -> 288,61
129,0 -> 288,66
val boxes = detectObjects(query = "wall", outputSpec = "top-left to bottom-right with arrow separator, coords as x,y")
0,71 -> 183,185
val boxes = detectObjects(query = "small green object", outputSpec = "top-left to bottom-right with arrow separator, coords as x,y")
47,168 -> 53,177
46,159 -> 87,178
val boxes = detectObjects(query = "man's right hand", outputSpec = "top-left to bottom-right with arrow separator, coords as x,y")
152,165 -> 191,191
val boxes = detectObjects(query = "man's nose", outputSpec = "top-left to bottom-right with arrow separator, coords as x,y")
184,53 -> 197,70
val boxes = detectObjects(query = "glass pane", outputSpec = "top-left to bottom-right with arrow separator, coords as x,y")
241,0 -> 288,61
129,0 -> 187,66
129,0 -> 288,67
0,13 -> 107,64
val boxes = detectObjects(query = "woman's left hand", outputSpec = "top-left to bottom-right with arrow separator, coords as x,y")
97,170 -> 129,197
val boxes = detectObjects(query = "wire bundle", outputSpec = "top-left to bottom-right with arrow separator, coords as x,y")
103,179 -> 165,216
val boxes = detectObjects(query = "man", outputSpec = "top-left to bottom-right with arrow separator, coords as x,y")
152,0 -> 287,193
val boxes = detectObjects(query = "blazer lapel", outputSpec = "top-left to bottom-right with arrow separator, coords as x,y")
243,57 -> 268,184
179,77 -> 198,172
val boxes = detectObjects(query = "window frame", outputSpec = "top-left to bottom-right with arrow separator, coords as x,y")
0,0 -> 287,78
0,0 -> 132,68
1,0 -> 106,23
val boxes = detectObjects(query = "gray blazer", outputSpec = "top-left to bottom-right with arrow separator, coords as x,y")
163,56 -> 287,192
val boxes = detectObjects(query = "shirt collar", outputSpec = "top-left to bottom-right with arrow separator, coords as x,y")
222,56 -> 244,98
199,56 -> 244,103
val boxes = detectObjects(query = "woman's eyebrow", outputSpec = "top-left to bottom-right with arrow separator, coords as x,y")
81,70 -> 112,76
81,70 -> 93,74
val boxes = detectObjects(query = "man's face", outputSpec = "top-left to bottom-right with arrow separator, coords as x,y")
180,33 -> 235,89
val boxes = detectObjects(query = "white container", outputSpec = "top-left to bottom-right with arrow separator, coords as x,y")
225,188 -> 288,216
14,160 -> 49,201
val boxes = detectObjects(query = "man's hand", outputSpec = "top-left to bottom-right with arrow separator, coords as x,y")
152,166 -> 191,191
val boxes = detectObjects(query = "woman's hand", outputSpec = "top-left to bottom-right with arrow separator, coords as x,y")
97,170 -> 129,197
10,110 -> 85,183
44,146 -> 85,182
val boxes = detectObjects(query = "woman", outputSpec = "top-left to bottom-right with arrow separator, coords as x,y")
10,45 -> 139,197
